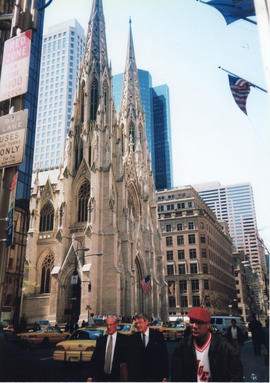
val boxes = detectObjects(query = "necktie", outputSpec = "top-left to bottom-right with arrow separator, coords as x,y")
104,335 -> 112,374
142,333 -> 146,347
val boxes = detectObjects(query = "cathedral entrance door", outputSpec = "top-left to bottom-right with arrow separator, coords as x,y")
63,272 -> 81,325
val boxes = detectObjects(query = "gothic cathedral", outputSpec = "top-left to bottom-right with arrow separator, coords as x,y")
23,0 -> 167,324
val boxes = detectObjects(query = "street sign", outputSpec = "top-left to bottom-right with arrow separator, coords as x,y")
0,30 -> 32,102
0,109 -> 28,168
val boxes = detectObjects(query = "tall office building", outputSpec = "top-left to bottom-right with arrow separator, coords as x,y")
33,19 -> 85,172
194,182 -> 261,270
113,70 -> 173,190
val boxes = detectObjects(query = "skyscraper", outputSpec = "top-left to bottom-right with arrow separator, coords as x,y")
113,70 -> 173,190
194,182 -> 261,271
33,19 -> 85,172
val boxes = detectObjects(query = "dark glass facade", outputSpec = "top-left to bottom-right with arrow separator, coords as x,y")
113,69 -> 173,190
16,0 -> 45,210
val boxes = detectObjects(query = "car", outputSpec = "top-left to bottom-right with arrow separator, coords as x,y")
17,326 -> 70,347
117,323 -> 136,335
162,321 -> 187,341
210,316 -> 248,338
149,321 -> 164,332
53,327 -> 106,363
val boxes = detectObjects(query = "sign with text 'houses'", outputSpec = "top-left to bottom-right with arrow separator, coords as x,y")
0,109 -> 28,168
0,30 -> 32,102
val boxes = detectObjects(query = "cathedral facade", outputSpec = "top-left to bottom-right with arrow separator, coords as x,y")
23,0 -> 167,325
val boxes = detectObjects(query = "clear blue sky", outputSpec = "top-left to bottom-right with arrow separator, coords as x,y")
44,0 -> 270,250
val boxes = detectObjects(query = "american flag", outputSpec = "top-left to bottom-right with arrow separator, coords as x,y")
228,75 -> 251,115
141,275 -> 152,296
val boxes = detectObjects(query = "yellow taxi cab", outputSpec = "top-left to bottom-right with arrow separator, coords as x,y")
17,326 -> 70,346
149,321 -> 164,332
53,327 -> 106,363
117,323 -> 136,335
162,321 -> 187,341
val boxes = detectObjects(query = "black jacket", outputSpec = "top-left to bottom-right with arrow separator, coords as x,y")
171,333 -> 243,382
89,332 -> 127,382
226,325 -> 244,344
127,328 -> 169,382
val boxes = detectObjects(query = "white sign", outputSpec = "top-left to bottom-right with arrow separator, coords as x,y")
0,110 -> 28,168
0,30 -> 32,102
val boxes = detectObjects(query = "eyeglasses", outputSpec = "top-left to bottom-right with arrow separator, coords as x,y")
189,319 -> 208,325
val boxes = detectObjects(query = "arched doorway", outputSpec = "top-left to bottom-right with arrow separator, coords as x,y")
58,269 -> 81,325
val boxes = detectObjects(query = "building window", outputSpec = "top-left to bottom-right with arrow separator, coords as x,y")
188,234 -> 196,244
40,253 -> 54,294
90,77 -> 98,120
166,224 -> 171,232
166,251 -> 173,261
177,223 -> 182,231
78,181 -> 90,222
188,222 -> 194,230
166,236 -> 173,246
192,295 -> 200,307
180,296 -> 188,307
190,263 -> 198,274
201,249 -> 207,258
167,265 -> 174,275
169,296 -> 176,307
191,279 -> 199,292
202,264 -> 208,274
178,250 -> 185,260
189,249 -> 197,259
177,235 -> 184,245
204,280 -> 209,290
200,235 -> 206,243
39,202 -> 54,232
178,264 -> 186,274
179,280 -> 187,292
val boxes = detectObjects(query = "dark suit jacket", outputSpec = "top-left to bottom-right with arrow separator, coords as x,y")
127,328 -> 169,382
89,332 -> 127,382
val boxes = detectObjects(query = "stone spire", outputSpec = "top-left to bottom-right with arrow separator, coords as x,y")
120,18 -> 142,120
84,0 -> 109,75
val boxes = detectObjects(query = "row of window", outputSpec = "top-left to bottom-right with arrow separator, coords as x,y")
167,263 -> 208,275
165,234 -> 206,246
166,248 -> 207,261
168,279 -> 209,293
158,201 -> 193,211
164,222 -> 195,232
168,295 -> 209,308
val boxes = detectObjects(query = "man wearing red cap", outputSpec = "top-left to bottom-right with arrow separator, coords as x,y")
171,307 -> 243,382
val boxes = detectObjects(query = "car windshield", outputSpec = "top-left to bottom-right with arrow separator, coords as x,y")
70,329 -> 104,340
175,323 -> 185,328
117,325 -> 131,331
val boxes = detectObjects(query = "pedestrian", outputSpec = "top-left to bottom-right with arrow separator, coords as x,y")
87,315 -> 128,382
81,320 -> 86,328
171,307 -> 243,382
127,313 -> 168,382
226,318 -> 244,354
248,314 -> 263,356
88,313 -> 95,326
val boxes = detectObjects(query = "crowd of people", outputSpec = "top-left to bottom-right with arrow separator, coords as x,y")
86,308 -> 252,382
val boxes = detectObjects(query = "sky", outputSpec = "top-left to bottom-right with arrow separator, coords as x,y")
43,0 -> 270,250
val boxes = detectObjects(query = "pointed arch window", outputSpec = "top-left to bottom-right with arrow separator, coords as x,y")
40,253 -> 54,294
129,122 -> 135,146
90,78 -> 98,121
81,82 -> 85,123
103,80 -> 109,119
78,181 -> 90,222
39,202 -> 54,232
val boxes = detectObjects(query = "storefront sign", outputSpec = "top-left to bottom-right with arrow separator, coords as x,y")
0,30 -> 32,102
0,109 -> 28,168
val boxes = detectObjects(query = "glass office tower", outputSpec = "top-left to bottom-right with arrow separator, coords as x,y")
113,69 -> 173,190
33,19 -> 85,172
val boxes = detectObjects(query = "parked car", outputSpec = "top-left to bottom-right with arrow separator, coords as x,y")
53,327 -> 105,363
149,321 -> 164,332
17,326 -> 70,347
117,323 -> 136,335
162,321 -> 186,341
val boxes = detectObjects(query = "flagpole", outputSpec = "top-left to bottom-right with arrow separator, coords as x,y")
218,66 -> 267,92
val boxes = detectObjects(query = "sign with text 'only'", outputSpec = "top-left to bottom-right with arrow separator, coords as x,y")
0,110 -> 28,168
0,30 -> 32,102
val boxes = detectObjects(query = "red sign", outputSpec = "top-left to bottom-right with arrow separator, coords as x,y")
0,30 -> 32,102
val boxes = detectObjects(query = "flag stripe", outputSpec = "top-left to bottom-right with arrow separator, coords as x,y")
228,74 -> 251,114
141,275 -> 152,296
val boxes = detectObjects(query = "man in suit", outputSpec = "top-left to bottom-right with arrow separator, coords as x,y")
88,315 -> 128,382
127,313 -> 168,382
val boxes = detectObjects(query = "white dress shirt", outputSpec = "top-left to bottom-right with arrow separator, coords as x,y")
141,327 -> 150,347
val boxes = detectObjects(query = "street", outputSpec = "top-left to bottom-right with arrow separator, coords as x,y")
0,334 -> 268,382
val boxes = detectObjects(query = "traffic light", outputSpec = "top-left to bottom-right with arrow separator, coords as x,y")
88,283 -> 91,292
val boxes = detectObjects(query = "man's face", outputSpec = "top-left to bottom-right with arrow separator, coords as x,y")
135,318 -> 149,333
106,317 -> 118,335
189,318 -> 210,339
231,320 -> 236,327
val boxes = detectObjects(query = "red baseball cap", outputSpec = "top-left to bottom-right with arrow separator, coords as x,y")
188,307 -> 211,323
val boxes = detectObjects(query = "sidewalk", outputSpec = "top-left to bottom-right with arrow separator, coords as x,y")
242,339 -> 269,382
